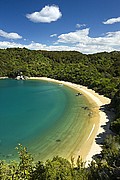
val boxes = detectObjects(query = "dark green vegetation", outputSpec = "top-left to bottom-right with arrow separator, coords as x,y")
0,48 -> 120,179
0,48 -> 120,98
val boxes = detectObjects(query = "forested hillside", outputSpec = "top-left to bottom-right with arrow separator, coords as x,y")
0,48 -> 120,98
0,48 -> 120,179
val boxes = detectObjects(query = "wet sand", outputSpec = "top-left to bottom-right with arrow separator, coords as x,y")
29,77 -> 111,164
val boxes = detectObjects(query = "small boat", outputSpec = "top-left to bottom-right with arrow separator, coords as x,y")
59,83 -> 63,86
76,92 -> 82,96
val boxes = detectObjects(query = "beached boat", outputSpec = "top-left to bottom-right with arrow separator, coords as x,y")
76,92 -> 82,96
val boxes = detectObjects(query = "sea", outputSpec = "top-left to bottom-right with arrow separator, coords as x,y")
0,79 -> 92,161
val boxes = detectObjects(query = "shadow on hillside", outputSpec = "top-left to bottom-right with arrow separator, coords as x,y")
92,104 -> 115,160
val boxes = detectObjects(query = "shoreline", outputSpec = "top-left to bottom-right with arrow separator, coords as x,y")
0,77 -> 111,164
29,77 -> 111,164
0,77 -> 8,79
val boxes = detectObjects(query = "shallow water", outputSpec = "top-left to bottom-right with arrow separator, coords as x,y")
0,79 -> 91,161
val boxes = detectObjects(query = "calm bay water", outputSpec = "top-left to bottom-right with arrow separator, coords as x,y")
0,79 -> 91,161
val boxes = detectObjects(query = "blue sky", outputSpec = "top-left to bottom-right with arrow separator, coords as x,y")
0,0 -> 120,54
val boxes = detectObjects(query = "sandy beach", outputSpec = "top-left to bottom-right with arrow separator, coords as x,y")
0,77 -> 8,79
29,77 -> 111,164
0,77 -> 111,164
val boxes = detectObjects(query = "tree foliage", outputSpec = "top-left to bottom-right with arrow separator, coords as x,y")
0,48 -> 120,98
0,48 -> 120,179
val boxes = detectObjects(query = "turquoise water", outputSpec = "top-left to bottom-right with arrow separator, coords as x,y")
0,79 -> 91,161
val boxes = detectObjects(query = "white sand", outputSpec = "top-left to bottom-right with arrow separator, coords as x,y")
29,77 -> 111,164
0,77 -> 8,79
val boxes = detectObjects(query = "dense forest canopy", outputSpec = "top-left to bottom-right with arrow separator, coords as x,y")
0,48 -> 120,98
0,48 -> 120,179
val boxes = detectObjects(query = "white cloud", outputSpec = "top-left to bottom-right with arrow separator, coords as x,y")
0,41 -> 79,52
56,29 -> 120,53
0,29 -> 22,39
50,33 -> 57,37
103,17 -> 120,24
76,23 -> 86,28
0,29 -> 120,54
58,29 -> 90,44
57,28 -> 120,45
0,41 -> 23,49
26,5 -> 62,23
